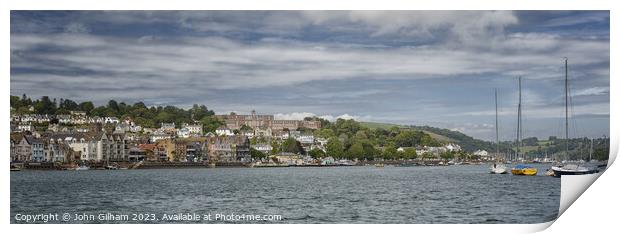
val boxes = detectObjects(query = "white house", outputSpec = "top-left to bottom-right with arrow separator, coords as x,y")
17,123 -> 33,132
473,150 -> 489,157
160,122 -> 176,131
296,134 -> 314,145
183,123 -> 203,135
151,131 -> 172,142
216,126 -> 234,136
104,117 -> 120,124
445,143 -> 462,152
177,128 -> 191,138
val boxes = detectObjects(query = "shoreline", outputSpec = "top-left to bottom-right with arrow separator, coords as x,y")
10,160 -> 572,171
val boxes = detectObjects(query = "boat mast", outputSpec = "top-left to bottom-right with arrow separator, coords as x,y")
495,88 -> 500,161
564,58 -> 569,161
516,77 -> 522,161
589,138 -> 593,161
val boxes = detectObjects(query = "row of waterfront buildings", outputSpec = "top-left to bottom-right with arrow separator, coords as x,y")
10,110 -> 468,164
9,110 -> 323,164
10,130 -> 256,163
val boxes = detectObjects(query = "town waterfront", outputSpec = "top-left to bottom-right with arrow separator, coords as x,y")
11,164 -> 559,224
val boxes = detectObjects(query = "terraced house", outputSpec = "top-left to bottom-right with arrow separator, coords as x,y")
45,132 -> 128,162
207,135 -> 251,162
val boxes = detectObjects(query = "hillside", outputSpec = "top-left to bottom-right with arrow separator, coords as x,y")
361,122 -> 493,152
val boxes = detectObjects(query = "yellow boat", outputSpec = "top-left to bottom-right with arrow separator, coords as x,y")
511,165 -> 537,176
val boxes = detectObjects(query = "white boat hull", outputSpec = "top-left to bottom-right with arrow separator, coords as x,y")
489,164 -> 508,174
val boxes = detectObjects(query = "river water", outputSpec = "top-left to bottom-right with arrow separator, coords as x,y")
10,164 -> 559,224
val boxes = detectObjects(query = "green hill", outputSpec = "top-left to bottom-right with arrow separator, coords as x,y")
360,121 -> 493,152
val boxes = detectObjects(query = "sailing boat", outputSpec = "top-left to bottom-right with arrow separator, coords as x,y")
550,58 -> 598,177
490,89 -> 507,174
511,77 -> 538,176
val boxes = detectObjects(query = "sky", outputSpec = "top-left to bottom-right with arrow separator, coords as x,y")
10,11 -> 610,141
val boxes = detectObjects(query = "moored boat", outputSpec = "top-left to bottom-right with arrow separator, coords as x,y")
490,163 -> 507,174
545,168 -> 555,176
511,164 -> 537,176
549,58 -> 599,177
551,164 -> 596,177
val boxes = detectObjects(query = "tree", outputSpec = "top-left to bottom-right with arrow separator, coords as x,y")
403,148 -> 418,159
422,152 -> 435,160
107,100 -> 119,114
326,137 -> 344,158
346,142 -> 364,160
240,124 -> 253,132
314,128 -> 335,139
308,148 -> 326,159
59,99 -> 79,111
79,101 -> 95,114
282,137 -> 305,154
200,116 -> 223,134
440,151 -> 455,160
34,96 -> 56,115
10,96 -> 22,110
382,144 -> 398,160
250,148 -> 266,160
361,141 -> 376,160
271,141 -> 281,155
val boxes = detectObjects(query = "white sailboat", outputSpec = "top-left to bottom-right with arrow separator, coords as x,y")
490,88 -> 507,174
550,58 -> 597,177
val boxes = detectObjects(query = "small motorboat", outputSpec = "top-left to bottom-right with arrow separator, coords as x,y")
545,168 -> 555,176
511,164 -> 537,176
489,163 -> 508,174
75,165 -> 90,171
375,163 -> 385,168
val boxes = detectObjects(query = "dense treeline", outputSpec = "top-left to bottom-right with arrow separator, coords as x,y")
10,94 -> 224,133
308,118 -> 441,160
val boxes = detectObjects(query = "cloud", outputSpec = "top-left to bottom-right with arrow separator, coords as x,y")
273,112 -> 370,122
540,11 -> 609,27
64,22 -> 90,34
302,11 -> 519,42
318,114 -> 371,122
274,112 -> 316,120
10,32 -> 609,92
573,87 -> 609,97
9,11 -> 609,140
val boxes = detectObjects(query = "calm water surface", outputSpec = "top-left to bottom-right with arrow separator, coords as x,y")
11,164 -> 559,224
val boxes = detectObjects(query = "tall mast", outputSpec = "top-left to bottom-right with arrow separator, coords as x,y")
495,88 -> 499,160
516,77 -> 522,160
564,58 -> 569,160
589,138 -> 593,161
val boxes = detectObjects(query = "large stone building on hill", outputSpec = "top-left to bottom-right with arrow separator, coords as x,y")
215,110 -> 321,131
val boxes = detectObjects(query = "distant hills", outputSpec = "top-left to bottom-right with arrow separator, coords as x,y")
360,121 -> 609,160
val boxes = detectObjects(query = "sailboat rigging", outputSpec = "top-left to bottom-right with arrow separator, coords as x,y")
549,58 -> 598,177
511,77 -> 537,176
490,88 -> 507,174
